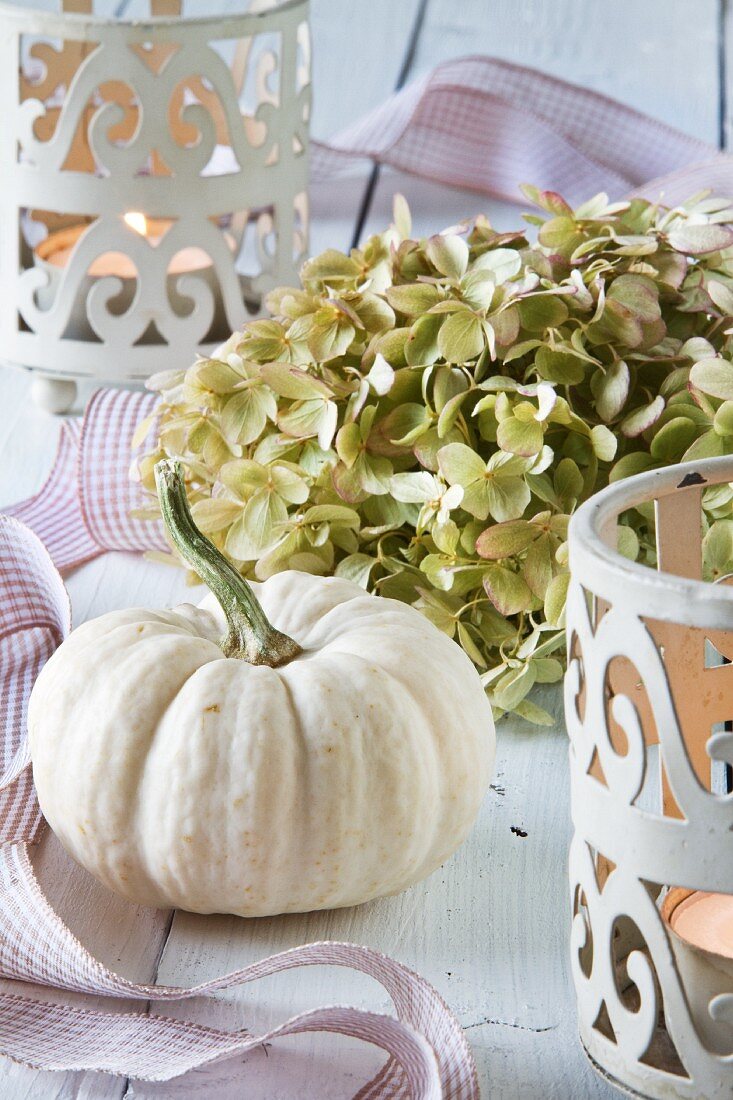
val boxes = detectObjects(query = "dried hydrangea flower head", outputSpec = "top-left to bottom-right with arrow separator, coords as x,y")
138,187 -> 733,722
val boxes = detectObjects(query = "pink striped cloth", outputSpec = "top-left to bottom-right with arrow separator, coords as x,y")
6,389 -> 163,572
312,55 -> 731,208
1,53 -> 733,1096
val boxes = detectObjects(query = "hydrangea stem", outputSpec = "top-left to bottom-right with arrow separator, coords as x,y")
154,459 -> 302,667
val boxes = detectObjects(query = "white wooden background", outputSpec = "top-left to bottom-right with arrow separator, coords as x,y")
0,1 -> 728,1097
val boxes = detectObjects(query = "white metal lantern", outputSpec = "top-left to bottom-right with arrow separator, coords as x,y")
0,0 -> 310,412
566,456 -> 733,1098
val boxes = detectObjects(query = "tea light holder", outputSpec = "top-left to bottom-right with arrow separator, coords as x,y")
566,456 -> 733,1098
0,0 -> 311,412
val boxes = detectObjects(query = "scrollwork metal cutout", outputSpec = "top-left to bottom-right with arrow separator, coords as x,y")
567,469 -> 733,1097
1,1 -> 311,390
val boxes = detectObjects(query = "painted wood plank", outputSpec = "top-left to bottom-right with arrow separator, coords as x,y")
116,0 -> 422,141
168,0 -> 426,245
0,4 -> 717,1097
414,0 -> 721,145
0,556 -> 616,1100
126,689 -> 614,1099
0,372 -> 193,1097
0,142 -> 635,1100
12,0 -> 722,146
337,177 -> 620,1096
306,177 -> 373,255
309,0 -> 423,141
10,1 -> 128,13
143,0 -> 718,148
722,0 -> 733,148
0,238 -> 602,1100
359,168 -> 527,243
49,0 -> 426,285
0,552 -> 197,1100
0,834 -> 164,1100
0,6 -> 417,1094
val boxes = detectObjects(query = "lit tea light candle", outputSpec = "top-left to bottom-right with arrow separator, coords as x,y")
668,890 -> 733,957
33,212 -> 234,343
36,212 -> 220,279
662,887 -> 733,1054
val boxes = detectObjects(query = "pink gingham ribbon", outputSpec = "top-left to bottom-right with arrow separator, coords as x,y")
312,55 -> 732,208
2,53 -> 733,1095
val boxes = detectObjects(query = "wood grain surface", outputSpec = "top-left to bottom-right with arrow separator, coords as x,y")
0,1 -> 726,1096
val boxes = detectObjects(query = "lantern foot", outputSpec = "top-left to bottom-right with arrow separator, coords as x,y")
31,377 -> 77,415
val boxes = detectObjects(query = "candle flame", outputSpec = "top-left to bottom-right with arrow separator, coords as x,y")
124,211 -> 148,236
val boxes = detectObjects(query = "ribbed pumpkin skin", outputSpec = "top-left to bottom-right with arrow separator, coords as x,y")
29,571 -> 495,917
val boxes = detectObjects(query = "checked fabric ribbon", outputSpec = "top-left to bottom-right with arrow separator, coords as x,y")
2,53 -> 733,1096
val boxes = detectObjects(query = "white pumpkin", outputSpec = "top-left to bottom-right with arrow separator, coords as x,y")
28,461 -> 495,917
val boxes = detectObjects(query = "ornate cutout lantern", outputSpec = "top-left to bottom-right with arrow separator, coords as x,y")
566,456 -> 733,1098
0,0 -> 310,411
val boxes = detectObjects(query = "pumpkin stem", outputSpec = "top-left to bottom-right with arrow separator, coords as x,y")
154,459 -> 302,667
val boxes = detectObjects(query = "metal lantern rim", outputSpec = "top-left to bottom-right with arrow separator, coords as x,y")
567,461 -> 733,1096
0,0 -> 308,33
568,455 -> 733,630
0,0 -> 310,405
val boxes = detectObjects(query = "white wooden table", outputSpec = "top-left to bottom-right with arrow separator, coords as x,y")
1,1 -> 728,1096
